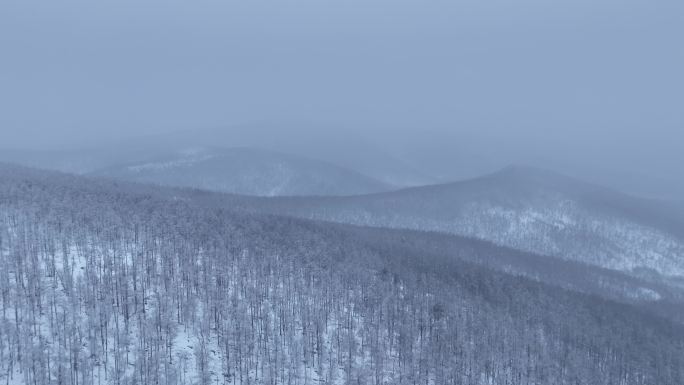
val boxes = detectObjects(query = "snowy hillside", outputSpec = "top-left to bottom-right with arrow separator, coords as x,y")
2,164 -> 683,385
225,166 -> 684,282
90,147 -> 393,196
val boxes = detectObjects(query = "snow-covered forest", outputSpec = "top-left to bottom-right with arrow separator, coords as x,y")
2,165 -> 683,385
2,0 -> 683,383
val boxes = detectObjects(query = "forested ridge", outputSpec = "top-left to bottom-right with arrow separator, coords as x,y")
204,166 -> 684,282
89,146 -> 393,197
1,164 -> 684,385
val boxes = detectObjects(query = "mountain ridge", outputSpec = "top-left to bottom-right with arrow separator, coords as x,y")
88,146 -> 395,197
200,165 -> 684,282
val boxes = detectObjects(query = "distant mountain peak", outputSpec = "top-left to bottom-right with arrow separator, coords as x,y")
492,164 -> 566,180
91,146 -> 394,197
479,164 -> 608,196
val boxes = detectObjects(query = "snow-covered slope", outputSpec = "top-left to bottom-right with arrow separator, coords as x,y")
230,166 -> 684,281
90,147 -> 393,196
119,125 -> 439,187
2,164 -> 684,385
1,126 -> 438,189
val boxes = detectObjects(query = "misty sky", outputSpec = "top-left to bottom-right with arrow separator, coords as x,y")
1,0 -> 682,195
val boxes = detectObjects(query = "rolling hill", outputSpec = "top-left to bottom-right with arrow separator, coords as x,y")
209,166 -> 684,283
89,146 -> 394,196
1,163 -> 683,385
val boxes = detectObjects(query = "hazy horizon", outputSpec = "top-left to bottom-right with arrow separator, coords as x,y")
1,0 -> 683,198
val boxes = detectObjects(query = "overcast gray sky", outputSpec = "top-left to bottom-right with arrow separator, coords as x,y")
1,0 -> 682,196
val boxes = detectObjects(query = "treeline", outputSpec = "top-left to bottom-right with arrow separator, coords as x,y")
1,164 -> 683,385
